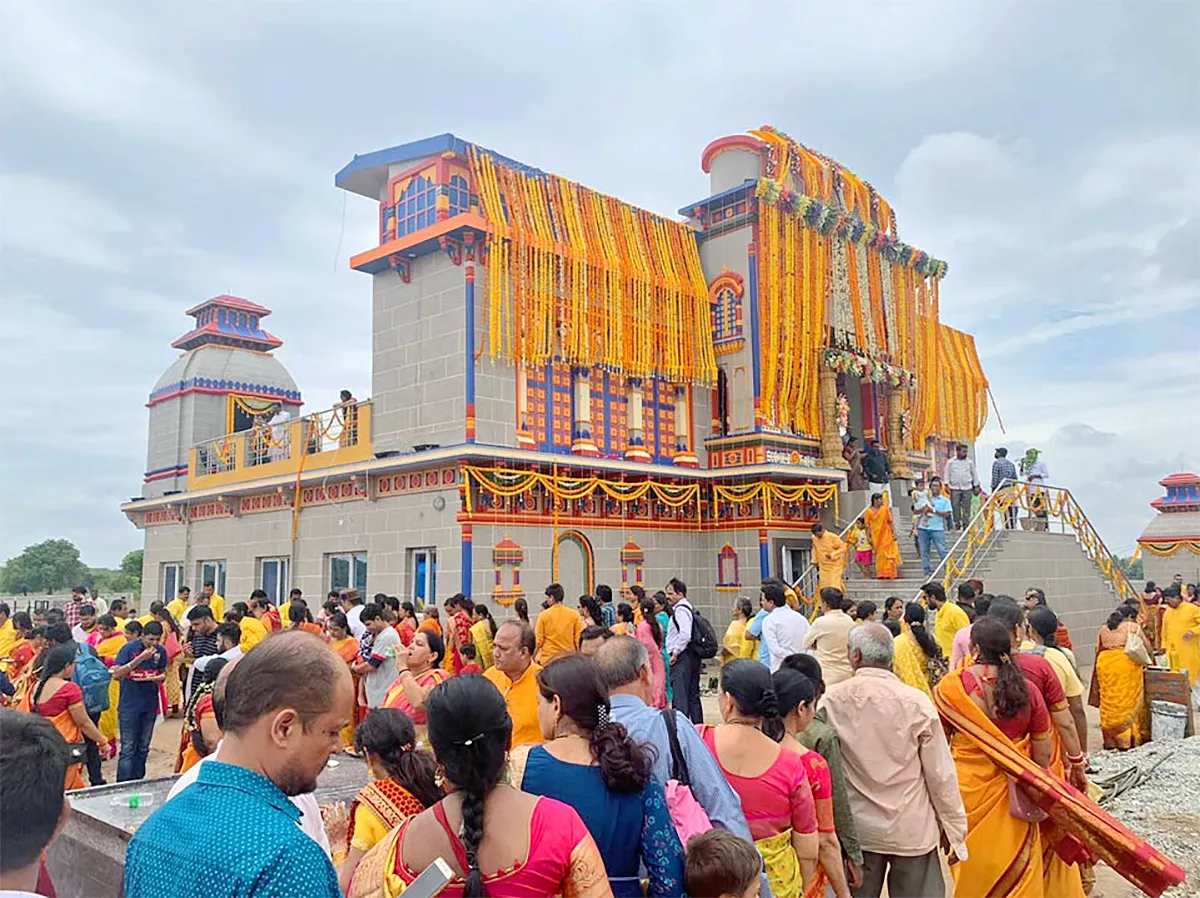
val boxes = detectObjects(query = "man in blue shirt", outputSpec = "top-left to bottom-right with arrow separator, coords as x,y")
744,596 -> 772,667
595,635 -> 771,898
112,620 -> 167,782
914,476 -> 954,576
125,630 -> 352,898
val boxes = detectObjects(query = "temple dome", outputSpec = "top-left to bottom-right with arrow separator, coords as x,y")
150,346 -> 300,402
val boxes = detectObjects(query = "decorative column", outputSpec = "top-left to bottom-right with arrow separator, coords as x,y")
886,387 -> 915,479
624,378 -> 651,462
672,385 -> 699,467
747,241 -> 764,429
461,524 -> 473,599
819,367 -> 850,470
758,528 -> 770,580
571,367 -> 599,456
516,367 -> 536,449
464,261 -> 477,443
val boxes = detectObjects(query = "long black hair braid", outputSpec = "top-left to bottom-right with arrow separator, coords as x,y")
425,675 -> 513,897
33,643 -> 77,707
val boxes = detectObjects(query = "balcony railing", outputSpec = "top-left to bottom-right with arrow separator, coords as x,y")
189,401 -> 373,489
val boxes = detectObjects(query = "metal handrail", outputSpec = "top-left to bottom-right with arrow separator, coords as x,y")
790,504 -> 872,607
192,401 -> 370,474
914,479 -> 1137,604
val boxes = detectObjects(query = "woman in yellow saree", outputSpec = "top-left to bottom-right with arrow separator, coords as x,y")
92,616 -> 127,745
811,525 -> 847,593
863,494 -> 901,579
1087,605 -> 1150,750
938,620 -> 1185,898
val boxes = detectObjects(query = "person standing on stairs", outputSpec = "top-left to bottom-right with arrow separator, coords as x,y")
942,443 -> 980,531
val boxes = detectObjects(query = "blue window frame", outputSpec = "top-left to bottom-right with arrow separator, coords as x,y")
396,176 -> 437,237
448,175 -> 470,215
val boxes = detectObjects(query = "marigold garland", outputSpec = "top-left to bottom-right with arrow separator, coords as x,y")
470,148 -> 716,385
931,324 -> 988,441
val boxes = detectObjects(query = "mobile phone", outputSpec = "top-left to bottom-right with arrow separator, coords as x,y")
401,857 -> 455,898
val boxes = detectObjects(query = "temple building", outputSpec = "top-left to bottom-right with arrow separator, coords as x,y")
123,126 -> 989,618
1137,472 -> 1200,586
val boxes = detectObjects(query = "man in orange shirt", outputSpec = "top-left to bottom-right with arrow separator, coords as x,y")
533,583 -> 583,665
483,621 -> 542,748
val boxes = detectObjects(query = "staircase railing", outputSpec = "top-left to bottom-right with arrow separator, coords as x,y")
791,505 -> 871,618
918,480 -> 1138,604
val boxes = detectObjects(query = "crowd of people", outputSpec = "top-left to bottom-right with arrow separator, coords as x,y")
0,568 -> 1190,898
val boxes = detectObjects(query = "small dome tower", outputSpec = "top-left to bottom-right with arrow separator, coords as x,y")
143,295 -> 302,497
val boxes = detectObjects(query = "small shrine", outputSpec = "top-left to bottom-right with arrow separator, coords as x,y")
1136,472 -> 1200,584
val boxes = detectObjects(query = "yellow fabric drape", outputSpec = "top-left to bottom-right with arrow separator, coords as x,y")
1094,647 -> 1146,750
756,829 -> 803,898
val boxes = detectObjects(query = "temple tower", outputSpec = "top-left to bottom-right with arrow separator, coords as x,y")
143,295 -> 302,498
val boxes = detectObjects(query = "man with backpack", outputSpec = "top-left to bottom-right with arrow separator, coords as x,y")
665,578 -> 717,724
45,622 -> 111,785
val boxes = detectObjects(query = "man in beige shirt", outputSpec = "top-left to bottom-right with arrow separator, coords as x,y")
802,587 -> 857,686
821,623 -> 968,898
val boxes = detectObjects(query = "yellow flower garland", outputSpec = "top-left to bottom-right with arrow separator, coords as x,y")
470,149 -> 716,385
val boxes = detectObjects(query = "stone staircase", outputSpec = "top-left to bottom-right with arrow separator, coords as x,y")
839,517 -> 1127,667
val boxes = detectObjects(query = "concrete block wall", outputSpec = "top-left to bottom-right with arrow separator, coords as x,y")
1143,554 -> 1200,591
699,227 -> 755,436
372,252 -> 469,453
139,487 -> 462,608
970,531 -> 1125,667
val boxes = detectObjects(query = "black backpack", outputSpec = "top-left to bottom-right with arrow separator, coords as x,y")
677,602 -> 719,660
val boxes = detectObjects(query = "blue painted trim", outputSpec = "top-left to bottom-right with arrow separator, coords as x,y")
461,532 -> 473,598
148,378 -> 302,404
335,133 -> 545,197
465,270 -> 476,443
746,244 -> 762,404
676,180 -> 755,217
759,538 -> 770,579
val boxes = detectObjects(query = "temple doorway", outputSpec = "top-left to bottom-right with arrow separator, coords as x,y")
555,530 -> 594,599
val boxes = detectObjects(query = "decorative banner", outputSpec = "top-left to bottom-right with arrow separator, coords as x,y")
470,148 -> 717,386
932,325 -> 989,442
1138,540 -> 1200,557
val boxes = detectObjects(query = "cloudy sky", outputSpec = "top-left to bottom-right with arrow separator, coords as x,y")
2,2 -> 1197,569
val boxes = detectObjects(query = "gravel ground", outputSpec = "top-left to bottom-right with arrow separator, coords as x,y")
1090,736 -> 1200,896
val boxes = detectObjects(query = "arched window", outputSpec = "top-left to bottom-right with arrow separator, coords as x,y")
717,544 -> 740,590
395,176 -> 437,237
448,175 -> 470,215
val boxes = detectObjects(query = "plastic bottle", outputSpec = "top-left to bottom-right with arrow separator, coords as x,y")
111,792 -> 156,810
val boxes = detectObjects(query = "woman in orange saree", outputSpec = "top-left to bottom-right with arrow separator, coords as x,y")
863,494 -> 902,579
1087,606 -> 1151,751
938,622 -> 1185,898
31,644 -> 110,791
329,613 -> 362,749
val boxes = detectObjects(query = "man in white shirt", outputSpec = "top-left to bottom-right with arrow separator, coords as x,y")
341,589 -> 366,640
802,587 -> 856,687
760,579 -> 810,672
665,578 -> 703,723
942,443 -> 979,530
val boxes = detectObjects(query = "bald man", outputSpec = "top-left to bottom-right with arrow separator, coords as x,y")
130,633 -> 349,896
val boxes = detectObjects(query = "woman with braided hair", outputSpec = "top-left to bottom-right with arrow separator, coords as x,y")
699,659 -> 819,898
510,654 -> 684,896
348,675 -> 610,898
338,708 -> 441,894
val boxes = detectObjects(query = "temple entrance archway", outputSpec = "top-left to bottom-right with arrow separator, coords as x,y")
555,530 -> 594,599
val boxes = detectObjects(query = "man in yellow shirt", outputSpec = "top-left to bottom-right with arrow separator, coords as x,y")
533,583 -> 583,665
198,582 -> 225,621
1161,588 -> 1200,687
483,621 -> 543,748
229,601 -> 268,651
922,582 -> 969,660
0,603 -> 17,659
166,586 -> 191,624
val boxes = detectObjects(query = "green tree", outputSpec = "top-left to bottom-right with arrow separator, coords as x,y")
120,549 -> 144,586
0,539 -> 89,595
1117,554 -> 1144,581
